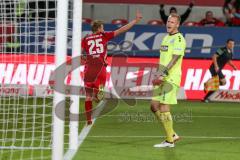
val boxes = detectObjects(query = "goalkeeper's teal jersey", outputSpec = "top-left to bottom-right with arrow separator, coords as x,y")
160,32 -> 186,86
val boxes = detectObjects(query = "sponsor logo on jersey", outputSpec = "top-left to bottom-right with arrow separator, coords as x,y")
160,45 -> 168,51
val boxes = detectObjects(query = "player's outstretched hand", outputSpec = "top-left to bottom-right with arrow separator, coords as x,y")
152,75 -> 163,86
135,10 -> 143,23
189,0 -> 195,8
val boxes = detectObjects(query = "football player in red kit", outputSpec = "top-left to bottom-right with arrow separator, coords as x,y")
81,10 -> 142,125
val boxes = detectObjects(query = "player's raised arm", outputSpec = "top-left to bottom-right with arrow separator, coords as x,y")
114,10 -> 142,37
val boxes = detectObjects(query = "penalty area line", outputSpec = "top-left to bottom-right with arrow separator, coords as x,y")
87,135 -> 240,139
104,115 -> 240,119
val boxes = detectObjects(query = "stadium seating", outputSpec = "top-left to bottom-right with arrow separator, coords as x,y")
231,17 -> 240,26
183,21 -> 199,26
111,19 -> 128,25
82,18 -> 93,24
147,19 -> 164,26
0,23 -> 15,51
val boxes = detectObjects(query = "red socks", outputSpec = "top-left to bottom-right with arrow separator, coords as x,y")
85,101 -> 92,125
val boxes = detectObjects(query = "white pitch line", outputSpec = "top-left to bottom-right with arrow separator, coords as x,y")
103,115 -> 240,119
190,115 -> 240,119
64,100 -> 106,160
87,135 -> 240,139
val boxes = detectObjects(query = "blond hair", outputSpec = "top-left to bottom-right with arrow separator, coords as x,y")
169,13 -> 181,23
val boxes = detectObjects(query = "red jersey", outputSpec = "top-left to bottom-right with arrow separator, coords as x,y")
82,31 -> 114,65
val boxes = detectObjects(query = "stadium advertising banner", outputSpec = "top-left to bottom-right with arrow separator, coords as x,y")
209,90 -> 240,103
95,24 -> 240,59
0,54 -> 240,100
11,22 -> 240,59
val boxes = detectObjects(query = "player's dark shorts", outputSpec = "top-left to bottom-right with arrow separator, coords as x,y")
84,65 -> 106,94
209,65 -> 225,79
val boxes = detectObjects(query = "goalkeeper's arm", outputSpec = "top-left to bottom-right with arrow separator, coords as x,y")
155,54 -> 181,79
152,54 -> 181,85
165,54 -> 182,73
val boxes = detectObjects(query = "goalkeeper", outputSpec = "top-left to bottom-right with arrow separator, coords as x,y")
204,39 -> 237,102
151,13 -> 186,148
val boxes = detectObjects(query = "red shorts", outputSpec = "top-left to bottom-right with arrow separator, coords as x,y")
84,65 -> 106,94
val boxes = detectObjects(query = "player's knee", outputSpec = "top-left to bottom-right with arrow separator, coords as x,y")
159,104 -> 170,112
85,96 -> 92,101
220,79 -> 226,85
85,92 -> 93,101
150,101 -> 159,113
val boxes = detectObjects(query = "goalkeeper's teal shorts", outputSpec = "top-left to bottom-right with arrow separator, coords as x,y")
152,81 -> 179,105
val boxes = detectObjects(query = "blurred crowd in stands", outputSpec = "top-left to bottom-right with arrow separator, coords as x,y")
223,0 -> 240,26
84,0 -> 240,27
1,0 -> 240,27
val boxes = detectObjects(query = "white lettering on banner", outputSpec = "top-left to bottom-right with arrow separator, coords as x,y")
184,69 -> 240,91
124,32 -> 155,51
107,42 -> 120,51
11,64 -> 27,84
82,30 -> 214,53
152,33 -> 167,50
185,34 -> 213,54
28,64 -> 45,85
199,70 -> 211,90
184,69 -> 203,90
149,68 -> 158,85
110,67 -> 127,87
0,63 -> 55,85
42,65 -> 55,85
141,68 -> 152,85
0,64 -> 14,84
232,71 -> 240,90
0,64 -> 6,83
220,70 -> 232,90
125,67 -> 139,87
1,60 -> 239,98
69,66 -> 85,86
126,68 -> 140,80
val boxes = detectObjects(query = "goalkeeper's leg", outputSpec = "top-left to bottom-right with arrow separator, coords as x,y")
151,82 -> 179,148
151,102 -> 175,146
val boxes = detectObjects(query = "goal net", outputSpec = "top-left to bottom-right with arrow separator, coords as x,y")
0,0 -> 80,159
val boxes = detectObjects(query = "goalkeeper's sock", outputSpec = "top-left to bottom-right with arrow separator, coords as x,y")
155,111 -> 174,143
85,100 -> 92,125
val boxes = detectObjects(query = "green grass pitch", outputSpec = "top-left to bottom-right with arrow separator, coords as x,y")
1,98 -> 240,160
73,100 -> 240,160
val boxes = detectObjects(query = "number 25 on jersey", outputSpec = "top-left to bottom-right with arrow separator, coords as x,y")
87,39 -> 104,55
